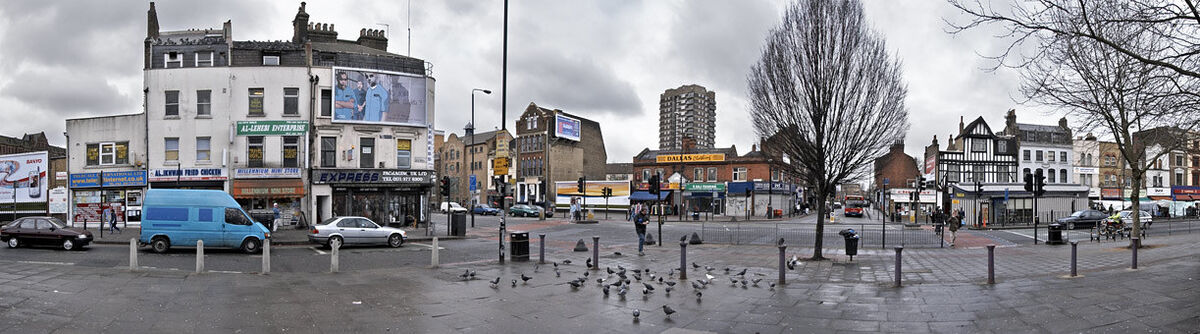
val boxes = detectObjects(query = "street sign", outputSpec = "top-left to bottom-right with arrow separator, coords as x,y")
493,157 -> 509,175
469,174 -> 477,192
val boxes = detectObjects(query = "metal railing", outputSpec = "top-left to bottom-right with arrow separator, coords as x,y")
697,222 -> 945,248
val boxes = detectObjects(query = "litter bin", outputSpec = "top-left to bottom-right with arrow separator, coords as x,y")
839,229 -> 859,260
692,211 -> 700,221
450,213 -> 466,236
1047,223 -> 1064,245
510,231 -> 529,261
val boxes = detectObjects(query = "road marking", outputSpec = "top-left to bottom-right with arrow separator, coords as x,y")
18,261 -> 75,266
310,247 -> 327,255
1003,230 -> 1037,240
408,242 -> 445,250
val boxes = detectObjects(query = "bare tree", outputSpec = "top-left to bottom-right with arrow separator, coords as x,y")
748,0 -> 909,260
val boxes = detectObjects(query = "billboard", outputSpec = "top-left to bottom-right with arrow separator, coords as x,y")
555,180 -> 630,208
0,151 -> 49,203
332,67 -> 428,126
554,114 -> 581,141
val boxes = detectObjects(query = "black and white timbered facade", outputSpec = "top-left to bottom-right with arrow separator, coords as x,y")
931,117 -> 1018,185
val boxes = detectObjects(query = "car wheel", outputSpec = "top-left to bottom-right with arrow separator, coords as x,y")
328,235 -> 343,250
388,234 -> 404,248
151,237 -> 171,253
240,238 -> 262,254
1067,222 -> 1075,230
7,237 -> 18,248
62,238 -> 76,251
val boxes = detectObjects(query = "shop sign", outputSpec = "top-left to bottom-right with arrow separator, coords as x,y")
1172,186 -> 1200,195
655,153 -> 725,163
149,168 -> 227,182
55,172 -> 67,181
48,187 -> 68,214
233,168 -> 302,179
1101,188 -> 1122,199
231,180 -> 305,198
70,173 -> 101,188
1074,167 -> 1098,175
1147,188 -> 1170,196
684,183 -> 725,192
312,169 -> 435,184
70,171 -> 148,188
235,120 -> 308,136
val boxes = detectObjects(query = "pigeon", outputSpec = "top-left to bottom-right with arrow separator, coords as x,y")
555,269 -> 561,278
534,264 -> 541,272
633,274 -> 642,281
649,273 -> 656,280
618,265 -> 626,271
724,267 -> 731,274
691,262 -> 700,269
735,268 -> 747,276
632,269 -> 642,274
469,270 -> 476,279
695,290 -> 702,299
751,278 -> 762,285
787,260 -> 796,270
597,278 -> 606,284
680,235 -> 688,242
603,285 -> 611,296
618,287 -> 628,298
521,273 -> 533,283
632,308 -> 640,320
777,237 -> 785,247
584,271 -> 590,278
705,273 -> 714,280
662,305 -> 676,318
642,288 -> 651,295
586,258 -> 593,268
562,259 -> 572,265
614,252 -> 622,256
769,282 -> 776,290
568,280 -> 582,289
665,281 -> 676,287
740,279 -> 748,288
511,279 -> 517,288
607,267 -> 615,275
691,282 -> 702,290
664,286 -> 673,295
705,266 -> 714,272
730,277 -> 739,285
667,269 -> 675,277
553,262 -> 559,268
459,270 -> 470,280
643,283 -> 655,291
489,277 -> 501,288
658,277 -> 664,283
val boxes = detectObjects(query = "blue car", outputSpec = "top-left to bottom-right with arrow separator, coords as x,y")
139,189 -> 270,254
473,204 -> 501,215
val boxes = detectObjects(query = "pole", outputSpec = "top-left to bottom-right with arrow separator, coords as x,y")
591,236 -> 599,270
470,92 -> 476,229
195,240 -> 205,273
657,200 -> 663,247
1070,241 -> 1078,277
778,244 -> 787,285
262,239 -> 271,274
538,233 -> 546,264
894,246 -> 903,287
1131,237 -> 1139,269
129,238 -> 138,271
986,244 -> 995,284
501,0 -> 508,130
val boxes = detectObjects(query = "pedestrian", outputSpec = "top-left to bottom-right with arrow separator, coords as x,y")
272,203 -> 281,232
634,208 -> 648,256
948,210 -> 961,247
105,206 -> 121,234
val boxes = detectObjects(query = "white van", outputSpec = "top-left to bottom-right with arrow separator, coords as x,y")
440,202 -> 467,213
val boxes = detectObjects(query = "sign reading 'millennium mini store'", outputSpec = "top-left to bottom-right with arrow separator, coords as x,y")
236,121 -> 308,136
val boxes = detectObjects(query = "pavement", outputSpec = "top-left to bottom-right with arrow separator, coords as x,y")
86,225 -> 470,246
0,222 -> 1196,333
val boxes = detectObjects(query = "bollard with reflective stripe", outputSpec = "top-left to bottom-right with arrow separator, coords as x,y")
331,241 -> 340,273
430,237 -> 439,268
894,246 -> 903,287
987,244 -> 996,284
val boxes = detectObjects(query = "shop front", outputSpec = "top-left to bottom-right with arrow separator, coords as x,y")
683,182 -> 725,215
68,170 -> 146,227
231,168 -> 306,227
313,169 -> 435,227
148,167 -> 227,190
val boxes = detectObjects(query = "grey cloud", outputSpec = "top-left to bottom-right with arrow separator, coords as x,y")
511,51 -> 642,117
0,67 -> 131,115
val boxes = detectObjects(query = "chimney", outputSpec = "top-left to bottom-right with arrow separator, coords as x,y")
958,116 -> 965,136
1058,117 -> 1069,129
1005,109 -> 1017,134
751,144 -> 757,152
307,22 -> 338,43
357,28 -> 389,51
147,2 -> 159,40
223,20 -> 232,48
292,2 -> 309,43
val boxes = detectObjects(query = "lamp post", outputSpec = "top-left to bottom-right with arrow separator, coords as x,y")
469,88 -> 492,229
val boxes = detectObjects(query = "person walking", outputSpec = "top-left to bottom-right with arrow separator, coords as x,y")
634,208 -> 648,256
271,203 -> 281,232
948,210 -> 961,247
105,206 -> 121,234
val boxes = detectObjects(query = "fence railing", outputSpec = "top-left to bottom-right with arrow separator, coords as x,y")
698,222 -> 945,248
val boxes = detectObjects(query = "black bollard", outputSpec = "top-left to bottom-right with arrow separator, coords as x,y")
987,244 -> 995,284
1131,237 -> 1139,269
679,241 -> 688,280
1070,241 -> 1078,277
539,233 -> 546,264
894,246 -> 903,287
778,244 -> 787,286
592,236 -> 599,271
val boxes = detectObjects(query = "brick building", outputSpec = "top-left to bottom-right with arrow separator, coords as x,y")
632,143 -> 800,217
872,140 -> 920,195
513,102 -> 607,205
0,132 -> 67,221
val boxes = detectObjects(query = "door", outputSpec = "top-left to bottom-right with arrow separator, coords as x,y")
335,218 -> 362,244
223,208 -> 253,247
358,219 -> 386,244
10,218 -> 32,241
34,219 -> 57,244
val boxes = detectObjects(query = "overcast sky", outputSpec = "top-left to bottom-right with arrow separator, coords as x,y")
0,0 -> 1063,168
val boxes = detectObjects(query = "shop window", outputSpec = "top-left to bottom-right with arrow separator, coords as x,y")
165,138 -> 179,162
320,89 -> 332,117
397,139 -> 411,169
283,136 -> 299,168
165,90 -> 179,117
283,87 -> 299,115
196,90 -> 211,117
196,137 -> 211,162
321,137 -> 336,168
248,88 -> 265,116
360,138 -> 375,168
248,136 -> 264,168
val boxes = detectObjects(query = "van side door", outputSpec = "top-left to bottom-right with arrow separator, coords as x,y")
223,208 -> 253,247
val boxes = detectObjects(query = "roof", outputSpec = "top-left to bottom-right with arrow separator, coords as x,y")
144,189 -> 239,208
605,163 -> 632,175
1015,123 -> 1072,145
232,41 -> 304,51
462,129 -> 506,146
311,41 -> 412,58
634,147 -> 738,160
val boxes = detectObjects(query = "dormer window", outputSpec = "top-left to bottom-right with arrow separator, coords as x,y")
263,55 -> 280,66
195,52 -> 214,67
164,52 -> 183,68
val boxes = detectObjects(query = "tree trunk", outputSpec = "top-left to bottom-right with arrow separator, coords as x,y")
1129,173 -> 1143,248
811,189 -> 827,260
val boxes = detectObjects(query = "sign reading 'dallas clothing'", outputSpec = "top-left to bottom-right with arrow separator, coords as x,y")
311,169 -> 435,184
236,120 -> 308,136
149,168 -> 227,182
656,153 -> 726,163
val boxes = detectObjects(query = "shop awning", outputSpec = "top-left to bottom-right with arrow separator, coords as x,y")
1172,195 -> 1196,201
232,179 -> 306,198
1149,196 -> 1172,201
630,191 -> 670,201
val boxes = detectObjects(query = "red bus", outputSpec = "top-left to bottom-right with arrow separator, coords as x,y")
844,195 -> 866,217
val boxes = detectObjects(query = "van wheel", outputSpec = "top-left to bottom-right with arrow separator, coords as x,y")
7,238 -> 19,248
388,234 -> 404,248
327,235 -> 343,250
151,237 -> 171,253
241,238 -> 262,254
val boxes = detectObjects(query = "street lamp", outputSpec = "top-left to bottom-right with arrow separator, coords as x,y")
469,88 -> 492,229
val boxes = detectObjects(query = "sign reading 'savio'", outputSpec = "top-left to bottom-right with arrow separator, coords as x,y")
332,67 -> 428,127
554,114 -> 581,141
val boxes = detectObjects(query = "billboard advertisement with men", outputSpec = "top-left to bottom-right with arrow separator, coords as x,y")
332,67 -> 429,127
0,151 -> 49,203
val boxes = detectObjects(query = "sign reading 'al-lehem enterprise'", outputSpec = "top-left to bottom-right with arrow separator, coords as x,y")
236,121 -> 308,136
656,153 -> 726,163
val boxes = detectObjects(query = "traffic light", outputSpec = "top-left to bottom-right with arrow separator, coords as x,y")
577,177 -> 586,193
602,187 -> 612,197
1023,173 -> 1034,192
649,175 -> 660,195
440,176 -> 451,196
974,182 -> 982,195
917,176 -> 927,189
1034,169 -> 1047,197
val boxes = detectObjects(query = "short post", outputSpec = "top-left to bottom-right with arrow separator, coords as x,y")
431,237 -> 440,268
1131,237 -> 1139,269
538,233 -> 546,264
331,241 -> 340,273
262,239 -> 271,274
894,246 -> 903,287
678,240 -> 688,280
591,236 -> 599,270
1070,241 -> 1078,277
129,238 -> 138,271
195,240 -> 205,273
987,244 -> 995,284
777,244 -> 787,286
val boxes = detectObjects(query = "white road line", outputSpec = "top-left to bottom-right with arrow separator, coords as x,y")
1003,230 -> 1037,240
407,242 -> 445,250
18,261 -> 75,266
310,247 -> 327,255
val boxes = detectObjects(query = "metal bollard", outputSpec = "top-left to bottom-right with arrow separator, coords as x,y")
987,244 -> 995,284
1131,237 -> 1139,269
592,236 -> 599,270
1070,241 -> 1078,277
262,239 -> 271,274
539,234 -> 546,264
196,240 -> 205,273
778,244 -> 787,286
894,246 -> 903,287
129,238 -> 138,271
431,237 -> 440,268
331,240 -> 340,273
679,240 -> 687,280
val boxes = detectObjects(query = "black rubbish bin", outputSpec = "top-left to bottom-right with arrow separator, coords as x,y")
692,212 -> 700,221
839,229 -> 859,260
510,231 -> 530,261
1047,223 -> 1064,245
450,213 -> 467,236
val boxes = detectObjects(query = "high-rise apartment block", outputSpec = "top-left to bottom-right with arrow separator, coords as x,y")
658,85 -> 715,150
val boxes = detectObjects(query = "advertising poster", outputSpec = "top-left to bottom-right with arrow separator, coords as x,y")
48,187 -> 69,214
0,151 -> 48,203
332,67 -> 428,126
555,180 -> 630,208
554,114 -> 581,141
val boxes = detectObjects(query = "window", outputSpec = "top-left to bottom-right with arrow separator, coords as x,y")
997,165 -> 1010,182
642,169 -> 651,181
733,167 -> 747,181
995,140 -> 1010,154
1194,172 -> 1200,186
973,165 -> 985,183
1176,172 -> 1184,185
247,136 -> 264,168
1023,150 -> 1030,161
1176,154 -> 1184,166
165,90 -> 179,117
164,138 -> 179,162
262,55 -> 280,66
196,137 -> 211,161
321,137 -> 336,168
283,136 -> 299,168
1060,152 -> 1067,163
100,143 -> 116,165
225,208 -> 251,225
971,138 -> 987,152
195,52 -> 214,67
196,90 -> 211,117
248,88 -> 265,116
692,168 -> 702,181
1194,157 -> 1200,167
771,170 -> 780,182
1023,168 -> 1031,178
656,168 -> 664,180
1048,169 -> 1056,183
360,138 -> 375,168
1035,150 -> 1044,162
708,167 -> 717,182
1060,169 -> 1068,183
397,139 -> 411,169
947,164 -> 960,183
1048,151 -> 1056,162
164,52 -> 183,68
320,89 -> 332,117
283,88 -> 299,115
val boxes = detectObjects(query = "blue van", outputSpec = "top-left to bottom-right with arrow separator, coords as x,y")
140,189 -> 270,253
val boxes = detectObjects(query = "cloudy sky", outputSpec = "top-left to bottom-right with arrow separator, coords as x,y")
0,0 -> 1060,168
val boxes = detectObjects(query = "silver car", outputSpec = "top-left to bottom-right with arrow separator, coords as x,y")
308,216 -> 407,248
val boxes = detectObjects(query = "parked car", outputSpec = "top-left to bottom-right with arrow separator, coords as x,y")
1056,209 -> 1108,230
308,216 -> 406,249
140,189 -> 270,254
1,216 -> 93,251
440,202 -> 468,213
472,204 -> 500,215
1118,210 -> 1153,228
509,204 -> 540,217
